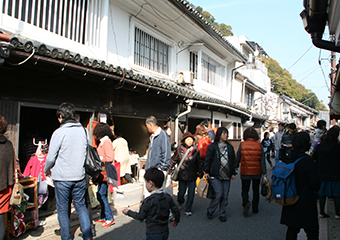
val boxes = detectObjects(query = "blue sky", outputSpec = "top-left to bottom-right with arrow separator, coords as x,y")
190,0 -> 332,109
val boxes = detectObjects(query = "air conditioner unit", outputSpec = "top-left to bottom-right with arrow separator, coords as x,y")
177,71 -> 194,85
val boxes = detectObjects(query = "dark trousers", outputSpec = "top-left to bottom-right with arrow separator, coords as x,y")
177,180 -> 196,212
286,226 -> 318,240
266,152 -> 273,166
241,178 -> 260,211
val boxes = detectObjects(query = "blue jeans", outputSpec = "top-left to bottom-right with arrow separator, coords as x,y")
146,231 -> 169,240
207,178 -> 231,217
275,149 -> 280,164
54,179 -> 92,240
177,180 -> 196,212
97,182 -> 114,221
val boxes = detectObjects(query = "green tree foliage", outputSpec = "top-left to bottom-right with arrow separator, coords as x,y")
187,3 -> 233,36
266,58 -> 327,111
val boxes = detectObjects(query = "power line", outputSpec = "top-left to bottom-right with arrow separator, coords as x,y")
318,49 -> 330,92
272,45 -> 313,82
294,64 -> 318,78
297,66 -> 319,83
301,86 -> 327,104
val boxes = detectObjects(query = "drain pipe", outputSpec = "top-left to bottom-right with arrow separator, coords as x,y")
230,64 -> 246,102
175,100 -> 193,147
311,32 -> 340,53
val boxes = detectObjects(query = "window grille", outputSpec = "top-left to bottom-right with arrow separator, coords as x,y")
134,27 -> 169,75
190,51 -> 198,79
201,53 -> 224,87
2,0 -> 87,44
246,88 -> 254,108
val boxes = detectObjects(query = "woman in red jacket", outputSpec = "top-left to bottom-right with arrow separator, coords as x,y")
0,116 -> 14,239
236,127 -> 266,216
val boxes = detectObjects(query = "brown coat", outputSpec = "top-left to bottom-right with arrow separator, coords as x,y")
240,139 -> 262,175
0,134 -> 14,192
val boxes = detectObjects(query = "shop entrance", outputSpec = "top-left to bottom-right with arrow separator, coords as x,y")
110,116 -> 167,157
18,104 -> 93,172
19,106 -> 59,172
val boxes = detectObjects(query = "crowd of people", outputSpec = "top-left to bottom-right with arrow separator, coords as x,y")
1,103 -> 340,240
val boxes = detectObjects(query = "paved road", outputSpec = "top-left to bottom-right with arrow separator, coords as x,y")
80,164 -> 287,240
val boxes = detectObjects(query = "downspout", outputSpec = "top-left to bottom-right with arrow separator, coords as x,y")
175,100 -> 193,147
301,0 -> 340,53
311,32 -> 340,53
230,64 -> 246,102
242,78 -> 247,105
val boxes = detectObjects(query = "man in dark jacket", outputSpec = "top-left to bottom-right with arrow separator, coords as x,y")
280,132 -> 320,240
280,123 -> 296,159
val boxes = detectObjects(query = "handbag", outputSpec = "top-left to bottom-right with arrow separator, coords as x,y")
83,128 -> 102,179
261,177 -> 268,197
197,177 -> 209,198
170,146 -> 192,181
10,159 -> 24,205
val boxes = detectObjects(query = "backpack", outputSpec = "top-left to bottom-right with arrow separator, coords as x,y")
197,136 -> 212,159
271,156 -> 305,206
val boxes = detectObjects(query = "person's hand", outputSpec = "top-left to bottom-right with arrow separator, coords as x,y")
122,209 -> 129,215
205,173 -> 210,179
286,144 -> 292,148
171,218 -> 178,227
263,174 -> 267,178
231,175 -> 236,180
45,172 -> 51,177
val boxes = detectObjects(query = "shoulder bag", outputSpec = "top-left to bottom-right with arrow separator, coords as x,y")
83,127 -> 102,179
10,159 -> 24,205
170,146 -> 192,181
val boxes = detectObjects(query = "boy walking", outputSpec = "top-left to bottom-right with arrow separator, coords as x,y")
123,168 -> 180,240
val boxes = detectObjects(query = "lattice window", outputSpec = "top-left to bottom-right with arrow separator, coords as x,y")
134,27 -> 169,75
2,0 -> 88,44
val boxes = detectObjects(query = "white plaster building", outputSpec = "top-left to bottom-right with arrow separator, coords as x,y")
0,0 -> 268,157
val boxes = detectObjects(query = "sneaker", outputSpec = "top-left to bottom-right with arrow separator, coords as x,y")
243,202 -> 251,216
177,202 -> 182,210
319,213 -> 330,218
184,212 -> 192,216
207,212 -> 213,219
102,220 -> 115,228
219,216 -> 226,222
95,219 -> 106,224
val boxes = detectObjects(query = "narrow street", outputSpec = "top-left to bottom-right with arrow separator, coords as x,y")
79,165 -> 287,240
12,163 -> 331,240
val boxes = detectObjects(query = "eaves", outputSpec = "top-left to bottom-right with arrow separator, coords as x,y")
168,0 -> 248,63
235,71 -> 267,94
3,34 -> 259,119
281,95 -> 318,115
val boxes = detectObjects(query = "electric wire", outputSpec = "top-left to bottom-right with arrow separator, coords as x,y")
297,66 -> 319,83
134,2 -> 185,22
301,86 -> 327,104
272,45 -> 313,83
318,49 -> 330,92
109,5 -> 125,90
6,49 -> 35,66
